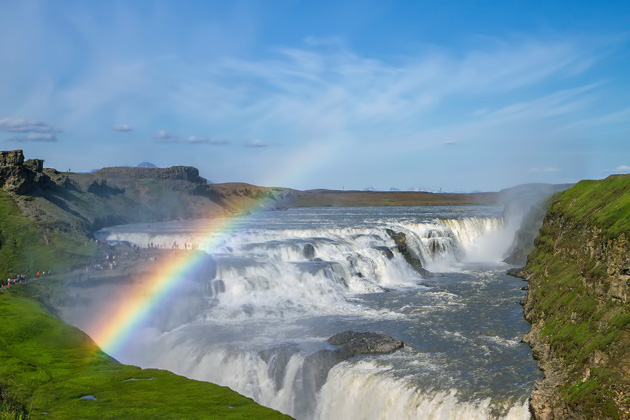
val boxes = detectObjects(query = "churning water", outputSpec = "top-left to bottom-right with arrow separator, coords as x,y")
66,206 -> 541,419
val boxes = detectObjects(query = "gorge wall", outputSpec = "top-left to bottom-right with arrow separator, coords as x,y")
522,175 -> 630,419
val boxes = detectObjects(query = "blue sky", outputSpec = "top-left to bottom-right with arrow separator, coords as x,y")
0,0 -> 629,191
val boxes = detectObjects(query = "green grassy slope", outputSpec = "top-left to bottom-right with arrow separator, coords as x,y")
0,288 -> 290,419
524,175 -> 630,419
0,192 -> 289,419
550,175 -> 630,237
0,193 -> 95,284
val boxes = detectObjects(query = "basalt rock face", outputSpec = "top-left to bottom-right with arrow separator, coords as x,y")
521,176 -> 630,420
0,150 -> 48,194
0,150 -> 24,166
385,228 -> 432,277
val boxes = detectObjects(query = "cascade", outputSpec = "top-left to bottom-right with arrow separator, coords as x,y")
69,209 -> 538,420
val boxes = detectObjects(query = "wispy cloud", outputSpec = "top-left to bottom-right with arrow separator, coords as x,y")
5,133 -> 58,142
1,117 -> 61,142
245,139 -> 267,148
154,130 -> 228,145
113,124 -> 132,132
0,117 -> 61,133
615,165 -> 630,172
164,35 -> 607,149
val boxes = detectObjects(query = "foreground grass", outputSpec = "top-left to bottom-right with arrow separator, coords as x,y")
0,286 -> 290,419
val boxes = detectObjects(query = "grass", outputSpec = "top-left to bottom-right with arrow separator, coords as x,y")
0,193 -> 95,283
550,175 -> 630,238
525,176 -> 630,418
0,287 -> 290,419
0,192 -> 290,419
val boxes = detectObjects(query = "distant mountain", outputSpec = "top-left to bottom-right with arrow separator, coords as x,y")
137,162 -> 158,168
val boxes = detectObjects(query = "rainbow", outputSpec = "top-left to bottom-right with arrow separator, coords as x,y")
89,142 -> 341,355
89,198 -> 270,355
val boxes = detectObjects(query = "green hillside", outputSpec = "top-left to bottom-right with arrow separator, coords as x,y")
0,287 -> 289,419
523,175 -> 630,419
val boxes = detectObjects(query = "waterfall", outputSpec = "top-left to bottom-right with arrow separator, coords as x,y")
63,209 -> 537,420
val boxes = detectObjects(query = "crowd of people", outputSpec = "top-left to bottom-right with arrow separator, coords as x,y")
1,240 -> 200,291
1,271 -> 48,289
147,241 -> 200,250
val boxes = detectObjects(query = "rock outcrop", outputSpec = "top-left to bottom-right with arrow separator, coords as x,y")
521,176 -> 630,419
297,331 -> 404,414
94,165 -> 207,184
385,228 -> 432,277
0,150 -> 48,194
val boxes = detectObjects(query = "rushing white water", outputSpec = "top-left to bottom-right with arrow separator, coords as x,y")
62,206 -> 540,419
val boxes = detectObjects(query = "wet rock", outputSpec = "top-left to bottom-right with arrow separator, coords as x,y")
303,243 -> 316,260
327,331 -> 405,356
507,267 -> 527,279
374,246 -> 394,260
298,330 -> 405,407
258,344 -> 300,392
385,229 -> 433,277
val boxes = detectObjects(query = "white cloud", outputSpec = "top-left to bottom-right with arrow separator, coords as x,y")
245,139 -> 267,148
113,124 -> 132,132
5,132 -> 58,142
0,117 -> 61,133
154,131 -> 228,145
615,165 -> 630,172
165,35 -> 602,150
155,130 -> 176,140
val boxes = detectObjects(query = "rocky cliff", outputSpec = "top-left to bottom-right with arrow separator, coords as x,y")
0,150 -> 49,194
522,175 -> 630,419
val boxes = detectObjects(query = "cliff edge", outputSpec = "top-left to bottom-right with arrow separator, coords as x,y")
522,175 -> 630,419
